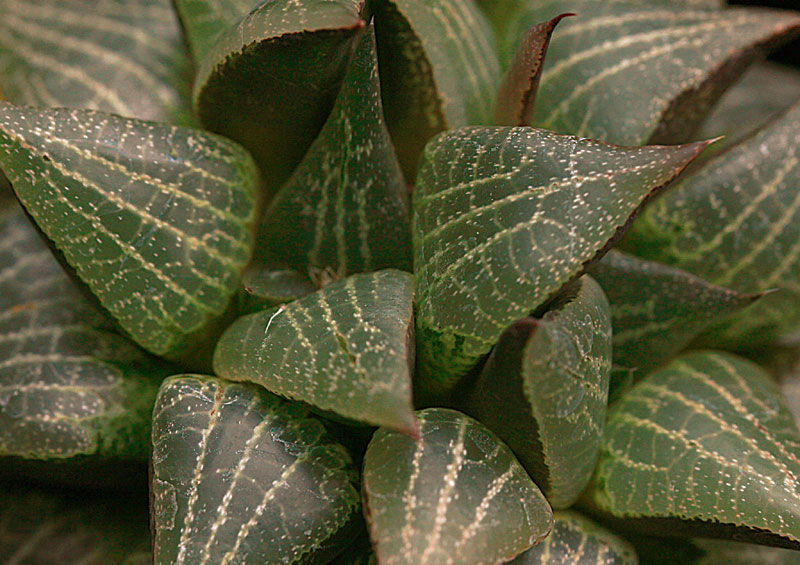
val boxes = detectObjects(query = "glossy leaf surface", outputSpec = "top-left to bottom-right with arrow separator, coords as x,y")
363,408 -> 553,565
587,351 -> 800,549
413,126 -> 708,392
0,103 -> 260,361
151,374 -> 360,565
460,275 -> 612,508
0,487 -> 151,565
590,250 -> 760,377
625,101 -> 800,347
239,264 -> 317,314
515,2 -> 800,145
511,511 -> 638,564
373,0 -> 500,178
191,0 -> 365,189
0,0 -> 195,125
258,27 -> 411,276
214,269 -> 417,433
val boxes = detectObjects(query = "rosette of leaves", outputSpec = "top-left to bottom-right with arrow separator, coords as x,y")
1,0 -> 800,563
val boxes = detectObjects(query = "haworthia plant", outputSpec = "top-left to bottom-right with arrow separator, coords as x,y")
0,295 -> 164,461
624,101 -> 800,348
373,0 -> 500,178
239,264 -> 317,314
214,269 -> 417,434
257,26 -> 412,276
586,351 -> 800,549
0,0 -> 195,125
151,374 -> 360,565
459,275 -> 612,509
413,126 -> 709,393
187,0 -> 366,189
589,249 -> 761,378
0,103 -> 260,362
501,1 -> 800,145
0,487 -> 152,565
510,511 -> 638,564
362,408 -> 554,565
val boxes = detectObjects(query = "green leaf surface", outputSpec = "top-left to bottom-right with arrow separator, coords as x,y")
624,101 -> 800,347
0,487 -> 151,565
781,364 -> 800,429
413,126 -> 708,393
495,13 -> 573,127
696,62 -> 800,154
0,0 -> 195,125
214,269 -> 417,433
173,0 -> 261,62
589,250 -> 760,377
0,295 -> 164,460
694,539 -> 800,564
0,204 -> 83,312
239,264 -> 317,314
459,275 -> 612,509
191,0 -> 365,190
363,408 -> 553,565
0,103 -> 260,362
151,374 -> 360,565
257,26 -> 412,276
586,351 -> 800,549
373,0 -> 500,178
513,2 -> 800,146
510,510 -> 638,564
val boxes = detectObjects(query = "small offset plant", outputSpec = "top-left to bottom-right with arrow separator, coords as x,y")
4,0 -> 800,563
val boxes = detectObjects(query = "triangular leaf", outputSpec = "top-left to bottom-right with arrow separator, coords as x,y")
0,487 -> 151,564
586,351 -> 800,549
413,126 -> 709,393
363,408 -> 553,565
495,13 -> 574,126
517,2 -> 800,145
0,0 -> 195,125
589,250 -> 761,377
510,510 -> 638,564
623,101 -> 800,347
0,103 -> 260,362
214,269 -> 418,434
257,26 -> 412,276
190,0 -> 365,190
151,374 -> 360,565
459,275 -> 612,509
373,0 -> 501,178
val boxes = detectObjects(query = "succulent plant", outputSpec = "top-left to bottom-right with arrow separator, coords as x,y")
2,0 -> 800,563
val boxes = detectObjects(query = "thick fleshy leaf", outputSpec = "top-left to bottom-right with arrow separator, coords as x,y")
624,101 -> 800,347
214,269 -> 417,433
694,539 -> 800,564
239,264 -> 317,314
0,0 -> 195,125
373,0 -> 501,178
151,374 -> 360,565
459,275 -> 612,509
0,295 -> 164,461
589,250 -> 761,377
413,126 -> 709,393
586,351 -> 800,549
257,27 -> 411,276
0,103 -> 260,362
0,487 -> 151,565
696,62 -> 800,154
0,204 -> 81,312
191,0 -> 365,189
363,408 -> 553,565
511,511 -> 638,564
495,13 -> 573,126
511,2 -> 800,146
173,0 -> 261,62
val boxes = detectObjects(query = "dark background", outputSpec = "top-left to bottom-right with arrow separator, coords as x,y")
734,0 -> 800,66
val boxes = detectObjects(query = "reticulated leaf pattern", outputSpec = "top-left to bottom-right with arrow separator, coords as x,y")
151,374 -> 360,565
363,408 -> 554,565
